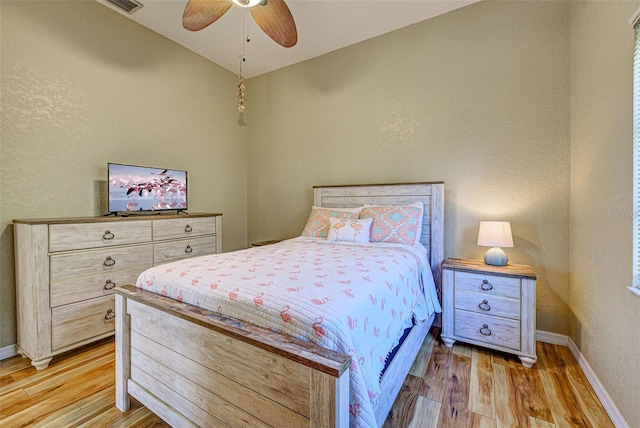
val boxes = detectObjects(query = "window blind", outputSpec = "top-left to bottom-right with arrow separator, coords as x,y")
633,21 -> 640,295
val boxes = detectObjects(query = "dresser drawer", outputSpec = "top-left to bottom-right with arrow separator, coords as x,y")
454,271 -> 521,299
51,295 -> 115,350
49,221 -> 152,252
51,268 -> 144,308
153,236 -> 217,264
50,244 -> 153,284
454,310 -> 520,350
153,217 -> 216,241
455,290 -> 521,320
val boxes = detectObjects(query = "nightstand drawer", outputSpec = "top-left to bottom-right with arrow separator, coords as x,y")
455,290 -> 520,320
455,271 -> 521,299
454,310 -> 520,350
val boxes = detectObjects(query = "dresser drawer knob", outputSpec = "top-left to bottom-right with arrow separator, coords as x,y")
104,309 -> 116,321
478,300 -> 491,311
103,256 -> 116,267
479,324 -> 492,336
104,279 -> 116,290
185,245 -> 193,254
480,280 -> 493,291
185,225 -> 193,233
102,230 -> 115,240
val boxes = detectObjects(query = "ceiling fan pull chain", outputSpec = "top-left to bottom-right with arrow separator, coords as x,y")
238,13 -> 248,114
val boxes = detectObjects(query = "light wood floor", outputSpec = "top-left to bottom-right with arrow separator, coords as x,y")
0,327 -> 613,428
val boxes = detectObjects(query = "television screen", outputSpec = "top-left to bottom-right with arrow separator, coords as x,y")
108,163 -> 187,213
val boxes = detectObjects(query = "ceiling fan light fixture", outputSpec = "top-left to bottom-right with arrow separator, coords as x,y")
232,0 -> 261,8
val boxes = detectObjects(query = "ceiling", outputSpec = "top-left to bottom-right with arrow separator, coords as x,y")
98,0 -> 478,78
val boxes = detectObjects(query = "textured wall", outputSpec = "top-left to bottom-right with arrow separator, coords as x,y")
0,1 -> 247,348
247,1 -> 571,334
570,2 -> 640,426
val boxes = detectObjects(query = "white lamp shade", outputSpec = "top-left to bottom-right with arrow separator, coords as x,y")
477,221 -> 514,248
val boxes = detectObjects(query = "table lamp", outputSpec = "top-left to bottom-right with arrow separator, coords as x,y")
477,221 -> 514,266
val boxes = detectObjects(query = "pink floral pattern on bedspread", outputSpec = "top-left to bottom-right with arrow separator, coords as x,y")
136,236 -> 441,428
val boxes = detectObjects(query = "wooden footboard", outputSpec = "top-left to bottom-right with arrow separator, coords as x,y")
115,285 -> 351,427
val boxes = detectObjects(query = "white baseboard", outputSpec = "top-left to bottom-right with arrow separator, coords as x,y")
536,330 -> 569,346
0,344 -> 18,361
567,338 -> 629,428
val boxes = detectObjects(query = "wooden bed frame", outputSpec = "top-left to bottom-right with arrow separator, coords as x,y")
115,182 -> 444,427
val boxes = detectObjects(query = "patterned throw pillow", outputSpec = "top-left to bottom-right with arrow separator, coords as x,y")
327,218 -> 373,243
301,206 -> 361,238
360,203 -> 423,245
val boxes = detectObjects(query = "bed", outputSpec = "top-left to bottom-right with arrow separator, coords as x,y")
114,182 -> 444,427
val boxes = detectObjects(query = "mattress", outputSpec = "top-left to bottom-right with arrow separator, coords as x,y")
136,236 -> 441,428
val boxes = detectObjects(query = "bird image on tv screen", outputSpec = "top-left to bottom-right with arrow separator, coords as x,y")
108,163 -> 187,213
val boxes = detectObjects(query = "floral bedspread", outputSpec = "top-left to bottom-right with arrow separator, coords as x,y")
136,236 -> 441,428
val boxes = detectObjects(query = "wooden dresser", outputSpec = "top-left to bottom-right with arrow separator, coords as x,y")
13,213 -> 222,369
441,258 -> 537,368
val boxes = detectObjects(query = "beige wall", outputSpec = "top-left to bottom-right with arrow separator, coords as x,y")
247,1 -> 571,334
0,1 -> 247,348
570,2 -> 640,426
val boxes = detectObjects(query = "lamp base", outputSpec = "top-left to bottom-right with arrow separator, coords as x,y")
484,247 -> 508,266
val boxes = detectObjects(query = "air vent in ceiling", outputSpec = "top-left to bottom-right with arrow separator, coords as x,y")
105,0 -> 143,14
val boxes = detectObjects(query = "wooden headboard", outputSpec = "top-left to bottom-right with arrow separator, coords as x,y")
313,182 -> 444,289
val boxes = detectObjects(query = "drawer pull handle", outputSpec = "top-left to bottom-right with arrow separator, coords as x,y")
479,324 -> 492,336
185,245 -> 193,254
478,300 -> 491,311
103,256 -> 116,267
104,309 -> 116,321
104,279 -> 116,290
185,225 -> 193,233
480,280 -> 493,291
103,230 -> 115,240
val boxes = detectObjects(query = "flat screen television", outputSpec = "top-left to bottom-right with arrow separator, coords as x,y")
107,163 -> 187,214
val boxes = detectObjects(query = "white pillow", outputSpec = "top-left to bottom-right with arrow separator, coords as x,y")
301,206 -> 362,238
327,217 -> 372,243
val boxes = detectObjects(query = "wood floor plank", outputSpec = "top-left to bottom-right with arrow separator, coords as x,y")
76,400 -> 165,428
407,396 -> 440,428
537,342 -> 564,374
555,346 -> 614,428
538,369 -> 590,428
471,412 -> 497,428
453,342 -> 473,358
490,350 -> 523,371
23,353 -> 114,396
469,347 -> 495,419
493,362 -> 520,428
0,340 -> 114,396
383,374 -> 424,428
529,415 -> 557,428
409,332 -> 435,378
31,385 -> 120,427
0,356 -> 32,378
512,364 -> 553,423
0,361 -> 115,424
419,339 -> 452,402
437,353 -> 472,427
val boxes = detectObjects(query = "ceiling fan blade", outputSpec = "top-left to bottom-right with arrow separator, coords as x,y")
251,0 -> 297,48
183,0 -> 233,31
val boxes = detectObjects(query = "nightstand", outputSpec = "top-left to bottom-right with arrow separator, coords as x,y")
441,258 -> 537,368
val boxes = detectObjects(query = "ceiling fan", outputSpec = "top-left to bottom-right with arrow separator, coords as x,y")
182,0 -> 298,48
